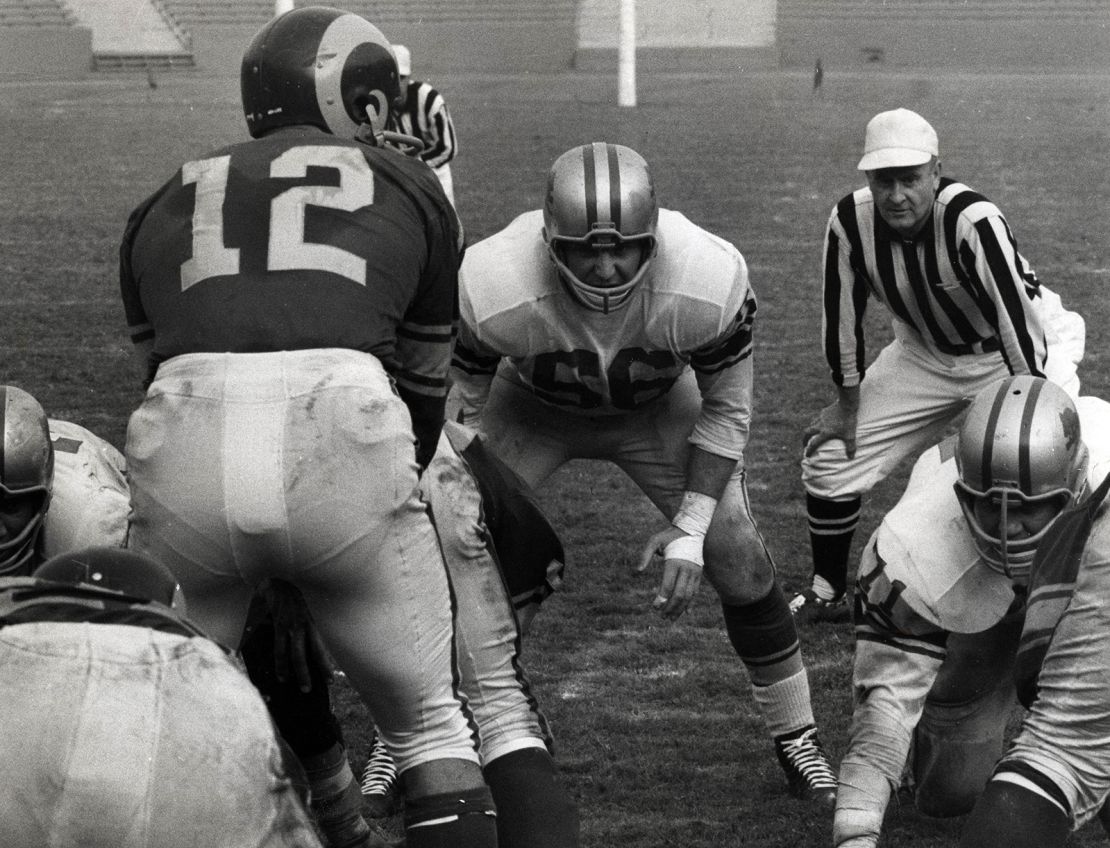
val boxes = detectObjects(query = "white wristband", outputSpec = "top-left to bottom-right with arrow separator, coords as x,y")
672,491 -> 717,537
663,534 -> 704,567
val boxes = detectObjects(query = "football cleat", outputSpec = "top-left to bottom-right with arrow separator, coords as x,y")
788,586 -> 849,622
360,730 -> 401,818
774,726 -> 838,809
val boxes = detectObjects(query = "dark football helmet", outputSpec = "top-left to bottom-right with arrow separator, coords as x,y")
954,376 -> 1087,581
0,386 -> 54,576
543,142 -> 659,313
241,6 -> 400,140
34,547 -> 187,612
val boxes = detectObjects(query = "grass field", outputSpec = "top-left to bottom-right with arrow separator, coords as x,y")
1,64 -> 1108,846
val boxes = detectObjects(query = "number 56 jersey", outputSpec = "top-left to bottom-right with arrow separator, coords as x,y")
120,126 -> 460,389
452,208 -> 757,460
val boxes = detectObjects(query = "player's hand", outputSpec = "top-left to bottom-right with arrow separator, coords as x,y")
259,578 -> 333,693
803,400 -> 859,459
635,526 -> 704,620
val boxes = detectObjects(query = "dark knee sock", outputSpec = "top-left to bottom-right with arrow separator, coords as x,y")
404,786 -> 498,848
721,586 -> 803,686
806,493 -> 861,595
484,748 -> 580,848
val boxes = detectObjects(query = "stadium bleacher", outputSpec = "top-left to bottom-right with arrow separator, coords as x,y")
0,0 -> 76,27
1,0 -> 1108,80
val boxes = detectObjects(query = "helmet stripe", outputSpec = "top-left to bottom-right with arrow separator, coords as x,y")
979,383 -> 1009,488
582,144 -> 599,230
606,143 -> 622,231
1017,378 -> 1044,494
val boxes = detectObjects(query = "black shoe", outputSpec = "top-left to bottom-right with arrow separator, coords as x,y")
774,726 -> 838,809
788,587 -> 849,623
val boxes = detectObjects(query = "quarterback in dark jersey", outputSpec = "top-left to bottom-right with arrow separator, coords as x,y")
118,9 -> 495,848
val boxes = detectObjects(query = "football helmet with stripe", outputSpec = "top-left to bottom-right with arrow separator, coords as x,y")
954,376 -> 1087,580
0,386 -> 54,576
543,142 -> 658,313
241,6 -> 400,141
34,546 -> 188,613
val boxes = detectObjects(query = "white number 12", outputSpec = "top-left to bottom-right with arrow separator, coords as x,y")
179,145 -> 375,291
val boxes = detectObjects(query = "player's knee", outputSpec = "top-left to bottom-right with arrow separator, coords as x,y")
702,519 -> 774,602
913,730 -> 1000,817
960,779 -> 1071,848
914,777 -> 981,818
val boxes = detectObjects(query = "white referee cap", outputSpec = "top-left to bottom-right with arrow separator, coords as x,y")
393,44 -> 411,76
857,108 -> 938,171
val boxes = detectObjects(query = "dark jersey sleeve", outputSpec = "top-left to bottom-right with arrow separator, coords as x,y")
371,149 -> 462,468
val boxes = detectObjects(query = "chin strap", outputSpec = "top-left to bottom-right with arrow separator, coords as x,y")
382,130 -> 425,156
356,105 -> 425,156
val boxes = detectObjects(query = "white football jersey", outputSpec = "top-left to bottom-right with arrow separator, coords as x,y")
453,208 -> 757,459
41,419 -> 130,557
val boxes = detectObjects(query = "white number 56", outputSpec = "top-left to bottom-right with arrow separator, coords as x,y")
179,145 -> 375,291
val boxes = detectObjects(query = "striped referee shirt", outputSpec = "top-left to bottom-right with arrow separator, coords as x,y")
390,80 -> 457,169
822,176 -> 1047,387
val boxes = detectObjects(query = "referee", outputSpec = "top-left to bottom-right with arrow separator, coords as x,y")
794,108 -> 1085,618
390,44 -> 459,207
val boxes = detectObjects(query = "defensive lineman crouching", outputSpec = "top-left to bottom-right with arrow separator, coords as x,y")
0,547 -> 321,847
834,376 -> 1109,847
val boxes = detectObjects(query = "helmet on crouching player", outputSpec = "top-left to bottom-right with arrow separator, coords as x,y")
543,142 -> 659,313
240,5 -> 400,142
0,386 -> 54,576
954,375 -> 1088,582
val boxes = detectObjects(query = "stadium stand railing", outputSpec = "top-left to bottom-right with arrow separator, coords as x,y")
0,0 -> 77,27
777,0 -> 1110,69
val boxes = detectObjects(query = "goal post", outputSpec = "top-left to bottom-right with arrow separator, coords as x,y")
618,0 -> 636,107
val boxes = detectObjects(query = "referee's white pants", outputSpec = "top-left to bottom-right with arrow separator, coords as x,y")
802,322 -> 1082,501
125,349 -> 481,775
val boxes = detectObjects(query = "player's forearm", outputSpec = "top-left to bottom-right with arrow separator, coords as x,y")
836,633 -> 943,846
833,758 -> 893,848
683,445 -> 736,501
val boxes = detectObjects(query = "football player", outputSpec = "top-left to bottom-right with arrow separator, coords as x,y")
833,376 -> 1110,848
0,546 -> 321,847
119,9 -> 493,848
449,142 -> 838,806
0,384 -> 129,575
960,440 -> 1110,844
255,422 -> 580,848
